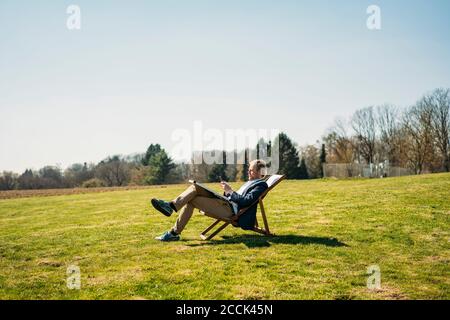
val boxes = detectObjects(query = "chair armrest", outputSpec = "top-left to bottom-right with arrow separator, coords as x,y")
234,195 -> 264,218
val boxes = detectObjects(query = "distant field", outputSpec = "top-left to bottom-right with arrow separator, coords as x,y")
0,174 -> 449,299
0,185 -> 159,200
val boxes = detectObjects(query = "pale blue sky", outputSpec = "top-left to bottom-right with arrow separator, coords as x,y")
1,0 -> 450,172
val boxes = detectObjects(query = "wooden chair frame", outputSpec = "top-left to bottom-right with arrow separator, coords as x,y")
200,175 -> 286,240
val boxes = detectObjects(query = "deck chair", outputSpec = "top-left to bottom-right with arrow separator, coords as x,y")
199,174 -> 285,240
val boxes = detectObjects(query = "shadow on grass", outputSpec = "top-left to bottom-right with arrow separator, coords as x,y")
187,234 -> 349,248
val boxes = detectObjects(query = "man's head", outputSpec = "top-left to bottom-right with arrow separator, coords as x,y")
248,159 -> 267,180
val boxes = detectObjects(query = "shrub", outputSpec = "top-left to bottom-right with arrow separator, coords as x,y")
81,178 -> 106,188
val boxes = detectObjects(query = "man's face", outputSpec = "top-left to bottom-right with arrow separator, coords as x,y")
248,164 -> 261,180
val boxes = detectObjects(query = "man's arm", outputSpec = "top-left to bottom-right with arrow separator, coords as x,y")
229,183 -> 268,208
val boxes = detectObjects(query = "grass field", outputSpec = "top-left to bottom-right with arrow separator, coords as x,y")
0,174 -> 449,299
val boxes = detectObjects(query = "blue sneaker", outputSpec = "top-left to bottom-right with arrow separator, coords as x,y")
151,198 -> 174,217
155,231 -> 180,241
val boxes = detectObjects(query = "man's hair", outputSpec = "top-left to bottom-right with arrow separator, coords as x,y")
250,159 -> 267,175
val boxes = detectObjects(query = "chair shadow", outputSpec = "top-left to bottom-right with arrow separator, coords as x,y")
187,234 -> 349,248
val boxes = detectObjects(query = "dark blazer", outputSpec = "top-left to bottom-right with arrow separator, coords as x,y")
229,179 -> 268,230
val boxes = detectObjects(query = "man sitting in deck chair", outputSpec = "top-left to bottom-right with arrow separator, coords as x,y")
151,160 -> 268,241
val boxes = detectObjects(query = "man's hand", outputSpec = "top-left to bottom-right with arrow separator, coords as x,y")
220,181 -> 233,196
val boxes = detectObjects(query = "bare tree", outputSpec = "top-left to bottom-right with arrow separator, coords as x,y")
39,166 -> 64,189
0,171 -> 18,190
190,152 -> 210,182
403,100 -> 435,174
426,88 -> 450,171
95,156 -> 131,186
376,104 -> 403,165
351,107 -> 376,164
300,144 -> 322,179
324,118 -> 355,163
64,162 -> 95,187
17,169 -> 40,189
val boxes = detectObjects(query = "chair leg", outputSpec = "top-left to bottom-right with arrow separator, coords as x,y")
259,200 -> 271,235
253,226 -> 274,236
200,199 -> 274,240
207,221 -> 230,240
200,219 -> 221,237
200,221 -> 230,240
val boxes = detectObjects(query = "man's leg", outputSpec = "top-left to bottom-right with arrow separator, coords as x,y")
152,184 -> 211,217
171,184 -> 212,212
172,202 -> 195,235
154,184 -> 230,239
172,196 -> 233,234
192,197 -> 234,220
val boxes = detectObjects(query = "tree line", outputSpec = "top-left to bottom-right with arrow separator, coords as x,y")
0,88 -> 448,190
324,88 -> 449,174
0,134 -> 317,190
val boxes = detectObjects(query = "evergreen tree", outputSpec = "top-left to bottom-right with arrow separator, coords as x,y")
299,158 -> 309,179
273,132 -> 301,179
240,148 -> 249,181
145,149 -> 175,185
142,144 -> 162,166
320,143 -> 327,178
208,151 -> 228,182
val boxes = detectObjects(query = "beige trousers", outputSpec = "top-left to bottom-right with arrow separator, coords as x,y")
171,184 -> 233,234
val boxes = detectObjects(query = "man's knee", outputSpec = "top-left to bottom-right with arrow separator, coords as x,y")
182,184 -> 197,196
187,197 -> 200,209
191,184 -> 201,193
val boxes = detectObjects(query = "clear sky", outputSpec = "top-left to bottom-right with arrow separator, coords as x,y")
1,0 -> 450,173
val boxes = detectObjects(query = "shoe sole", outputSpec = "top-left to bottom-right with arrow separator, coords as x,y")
155,236 -> 180,241
151,199 -> 172,217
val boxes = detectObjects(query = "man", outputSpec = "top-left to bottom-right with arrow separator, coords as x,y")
151,159 -> 269,241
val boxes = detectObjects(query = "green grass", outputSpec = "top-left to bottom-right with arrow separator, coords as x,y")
0,173 -> 449,300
